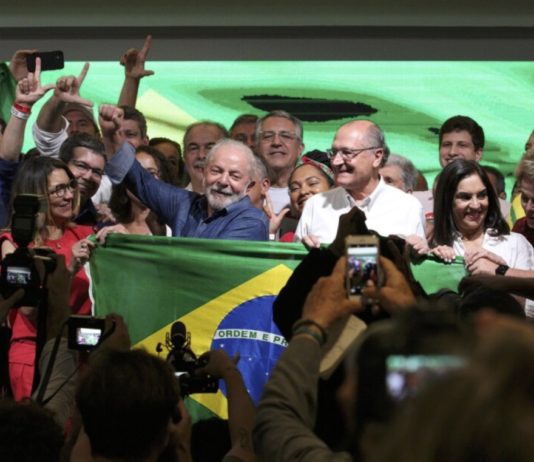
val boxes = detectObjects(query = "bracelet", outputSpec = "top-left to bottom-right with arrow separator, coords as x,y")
11,105 -> 31,120
292,319 -> 328,343
13,102 -> 31,114
293,325 -> 326,346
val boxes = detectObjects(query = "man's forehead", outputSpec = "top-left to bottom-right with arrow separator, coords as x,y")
71,147 -> 106,166
121,119 -> 141,132
441,130 -> 474,144
65,110 -> 91,122
333,126 -> 369,146
185,124 -> 224,145
260,116 -> 296,131
208,148 -> 247,167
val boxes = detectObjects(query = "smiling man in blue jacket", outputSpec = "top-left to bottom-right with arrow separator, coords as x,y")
103,106 -> 268,241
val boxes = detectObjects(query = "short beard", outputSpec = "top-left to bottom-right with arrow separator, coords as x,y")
205,184 -> 248,212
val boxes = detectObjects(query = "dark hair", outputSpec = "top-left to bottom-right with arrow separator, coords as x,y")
459,286 -> 525,320
120,105 -> 148,139
191,418 -> 231,462
76,349 -> 180,460
108,146 -> 171,231
9,156 -> 79,234
439,115 -> 485,151
0,117 -> 6,134
0,400 -> 64,462
481,164 -> 506,196
433,160 -> 509,246
291,149 -> 335,186
59,132 -> 106,164
230,114 -> 258,133
369,327 -> 534,462
149,137 -> 182,157
135,145 -> 173,184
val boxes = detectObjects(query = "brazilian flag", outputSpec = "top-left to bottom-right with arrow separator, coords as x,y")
89,235 -> 307,420
89,235 -> 466,419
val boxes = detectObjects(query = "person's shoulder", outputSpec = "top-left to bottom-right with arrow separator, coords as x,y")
380,184 -> 422,207
70,224 -> 94,238
307,186 -> 346,206
508,231 -> 533,247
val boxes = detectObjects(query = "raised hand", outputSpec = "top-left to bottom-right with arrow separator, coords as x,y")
15,57 -> 55,107
9,49 -> 38,81
98,104 -> 124,138
262,193 -> 290,236
53,62 -> 93,107
120,35 -> 154,80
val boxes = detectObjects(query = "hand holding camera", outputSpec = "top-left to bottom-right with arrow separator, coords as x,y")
196,349 -> 240,380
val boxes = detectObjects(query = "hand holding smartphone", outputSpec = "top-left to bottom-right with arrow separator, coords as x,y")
26,51 -> 64,73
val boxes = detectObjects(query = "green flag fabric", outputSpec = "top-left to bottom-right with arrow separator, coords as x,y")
89,235 -> 308,419
0,63 -> 16,124
410,255 -> 466,294
89,235 -> 465,419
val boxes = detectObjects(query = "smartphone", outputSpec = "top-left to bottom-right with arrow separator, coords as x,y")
26,51 -> 64,72
67,315 -> 106,351
386,354 -> 465,401
346,235 -> 380,299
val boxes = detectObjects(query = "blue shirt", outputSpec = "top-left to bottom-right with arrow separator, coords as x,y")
106,142 -> 269,241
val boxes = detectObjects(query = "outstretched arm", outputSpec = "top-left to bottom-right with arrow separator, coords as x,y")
117,35 -> 154,108
199,350 -> 256,462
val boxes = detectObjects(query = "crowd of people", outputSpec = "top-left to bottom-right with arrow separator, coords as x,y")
1,37 -> 534,461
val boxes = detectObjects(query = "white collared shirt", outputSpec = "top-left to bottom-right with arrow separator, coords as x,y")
295,178 -> 426,243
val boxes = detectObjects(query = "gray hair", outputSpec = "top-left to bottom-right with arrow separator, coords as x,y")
384,153 -> 418,192
516,148 -> 534,184
364,122 -> 390,167
255,110 -> 304,142
205,138 -> 256,179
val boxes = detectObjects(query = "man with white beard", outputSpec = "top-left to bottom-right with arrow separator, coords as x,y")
103,111 -> 268,240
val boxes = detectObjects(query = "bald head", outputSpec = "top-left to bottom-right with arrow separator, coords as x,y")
330,120 -> 388,197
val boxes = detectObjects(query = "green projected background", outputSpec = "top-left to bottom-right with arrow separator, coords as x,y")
23,61 -> 534,191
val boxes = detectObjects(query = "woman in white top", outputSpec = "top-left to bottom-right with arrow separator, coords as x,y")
430,159 -> 534,277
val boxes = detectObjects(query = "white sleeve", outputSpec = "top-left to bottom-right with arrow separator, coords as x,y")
294,198 -> 314,242
91,175 -> 112,205
508,233 -> 534,270
414,201 -> 427,239
32,117 -> 69,158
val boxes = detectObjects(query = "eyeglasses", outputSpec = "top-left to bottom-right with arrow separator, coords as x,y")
259,131 -> 299,143
48,178 -> 77,198
70,160 -> 104,178
326,146 -> 380,160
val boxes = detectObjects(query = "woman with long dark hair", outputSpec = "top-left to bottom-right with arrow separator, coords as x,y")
431,160 -> 533,277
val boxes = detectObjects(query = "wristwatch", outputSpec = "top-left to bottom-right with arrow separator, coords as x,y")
495,264 -> 509,276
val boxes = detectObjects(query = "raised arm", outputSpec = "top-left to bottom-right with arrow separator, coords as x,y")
35,63 -> 92,133
117,35 -> 154,108
197,350 -> 256,462
0,58 -> 54,161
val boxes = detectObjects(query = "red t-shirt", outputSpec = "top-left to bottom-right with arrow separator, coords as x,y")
512,217 -> 534,249
2,225 -> 93,342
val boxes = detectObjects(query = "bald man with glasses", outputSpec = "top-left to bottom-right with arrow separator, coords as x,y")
295,120 -> 425,246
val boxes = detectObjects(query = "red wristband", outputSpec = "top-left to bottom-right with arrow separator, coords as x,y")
13,102 -> 32,114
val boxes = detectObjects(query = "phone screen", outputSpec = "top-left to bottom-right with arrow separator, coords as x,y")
6,266 -> 32,286
386,354 -> 465,401
76,327 -> 102,346
347,245 -> 379,295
